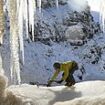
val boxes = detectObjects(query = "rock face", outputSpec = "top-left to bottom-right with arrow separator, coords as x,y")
0,74 -> 33,105
41,0 -> 68,8
29,0 -> 101,46
65,24 -> 85,45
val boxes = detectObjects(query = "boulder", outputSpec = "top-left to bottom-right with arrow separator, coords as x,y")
65,24 -> 85,45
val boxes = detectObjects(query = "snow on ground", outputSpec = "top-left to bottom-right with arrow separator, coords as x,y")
87,0 -> 100,12
7,80 -> 105,105
1,73 -> 105,105
2,0 -> 105,85
20,0 -> 105,84
2,3 -> 105,88
67,0 -> 88,12
22,41 -> 81,84
21,31 -> 105,84
91,11 -> 99,22
21,0 -> 105,84
87,0 -> 100,22
1,0 -> 105,105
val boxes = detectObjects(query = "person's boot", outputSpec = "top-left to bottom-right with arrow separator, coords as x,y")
65,82 -> 75,87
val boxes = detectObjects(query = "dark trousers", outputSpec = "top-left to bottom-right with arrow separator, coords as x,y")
62,70 -> 75,86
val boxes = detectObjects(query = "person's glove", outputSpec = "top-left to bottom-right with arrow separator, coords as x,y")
47,80 -> 53,87
56,80 -> 63,84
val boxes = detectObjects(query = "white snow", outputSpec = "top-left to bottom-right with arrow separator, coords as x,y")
2,0 -> 105,85
20,31 -> 105,84
7,80 -> 105,105
68,0 -> 88,12
1,0 -> 105,105
0,0 -> 105,105
87,0 -> 105,31
87,0 -> 100,12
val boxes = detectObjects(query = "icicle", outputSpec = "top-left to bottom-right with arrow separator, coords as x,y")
0,0 -> 4,74
8,0 -> 36,84
0,53 -> 4,74
10,33 -> 21,85
99,1 -> 102,22
55,0 -> 62,23
9,0 -> 21,84
55,0 -> 59,10
28,0 -> 36,41
0,0 -> 4,45
37,0 -> 41,13
18,0 -> 24,64
24,0 -> 29,40
55,0 -> 59,16
16,0 -> 20,11
102,13 -> 105,32
99,0 -> 105,32
99,1 -> 103,30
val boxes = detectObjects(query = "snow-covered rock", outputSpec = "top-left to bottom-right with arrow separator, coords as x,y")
8,80 -> 105,105
0,74 -> 34,105
65,24 -> 85,45
31,0 -> 100,43
1,69 -> 105,105
41,0 -> 68,8
54,95 -> 105,105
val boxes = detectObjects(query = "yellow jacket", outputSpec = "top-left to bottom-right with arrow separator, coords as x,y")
50,61 -> 74,81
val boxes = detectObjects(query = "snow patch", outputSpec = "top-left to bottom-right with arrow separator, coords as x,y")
8,80 -> 105,105
68,0 -> 88,12
0,74 -> 34,105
